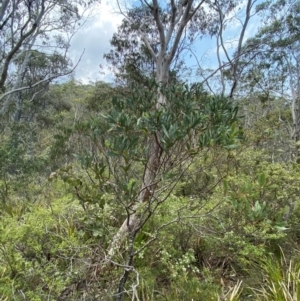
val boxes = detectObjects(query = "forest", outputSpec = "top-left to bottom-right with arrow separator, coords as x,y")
0,0 -> 300,300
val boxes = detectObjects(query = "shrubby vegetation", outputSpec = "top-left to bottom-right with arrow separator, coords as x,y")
1,0 -> 300,300
0,80 -> 299,300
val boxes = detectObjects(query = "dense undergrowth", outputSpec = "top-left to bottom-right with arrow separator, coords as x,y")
0,82 -> 300,300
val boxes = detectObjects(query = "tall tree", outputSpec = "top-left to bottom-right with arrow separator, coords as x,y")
198,0 -> 261,97
0,0 -> 97,118
238,0 -> 300,158
104,6 -> 185,87
107,0 -> 207,260
104,6 -> 158,86
217,0 -> 259,98
97,1 -> 243,299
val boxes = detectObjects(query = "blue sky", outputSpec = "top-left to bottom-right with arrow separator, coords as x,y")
69,0 -> 261,85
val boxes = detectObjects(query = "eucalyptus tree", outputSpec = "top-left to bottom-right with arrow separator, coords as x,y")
104,6 -> 158,87
0,0 -> 98,119
218,0 -> 258,98
12,50 -> 70,123
198,0 -> 262,97
104,0 -> 207,262
238,0 -> 300,158
104,6 -> 186,87
0,0 -> 99,178
76,0 -> 243,299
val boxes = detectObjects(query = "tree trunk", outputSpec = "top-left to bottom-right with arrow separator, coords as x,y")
107,133 -> 163,258
107,1 -> 201,297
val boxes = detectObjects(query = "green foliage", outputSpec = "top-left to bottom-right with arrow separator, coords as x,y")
251,252 -> 300,301
241,96 -> 293,161
7,0 -> 300,298
135,146 -> 300,299
203,149 -> 299,260
104,6 -> 186,87
65,82 -> 242,225
0,123 -> 47,177
89,81 -> 240,155
55,82 -> 242,300
0,195 -> 87,300
1,76 -> 300,300
85,81 -> 118,112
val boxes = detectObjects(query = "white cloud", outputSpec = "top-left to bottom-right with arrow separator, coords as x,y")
69,0 -> 261,85
70,2 -> 123,83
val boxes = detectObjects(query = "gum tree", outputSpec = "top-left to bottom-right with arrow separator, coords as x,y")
197,0 -> 263,98
105,0 -> 207,264
238,0 -> 300,159
106,0 -> 237,260
65,81 -> 241,300
72,0 -> 243,299
0,0 -> 98,179
0,0 -> 98,118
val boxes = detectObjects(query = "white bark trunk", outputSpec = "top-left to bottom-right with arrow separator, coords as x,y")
107,134 -> 162,258
107,0 -> 203,259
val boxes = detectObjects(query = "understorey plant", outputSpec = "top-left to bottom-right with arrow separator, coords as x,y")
58,81 -> 242,300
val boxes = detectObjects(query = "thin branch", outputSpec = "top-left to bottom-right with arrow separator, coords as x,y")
217,33 -> 225,94
165,0 -> 181,46
152,0 -> 166,51
0,50 -> 85,116
0,0 -> 10,23
200,49 -> 260,86
0,11 -> 11,31
169,0 -> 205,63
229,0 -> 256,98
139,32 -> 157,59
0,0 -> 46,92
